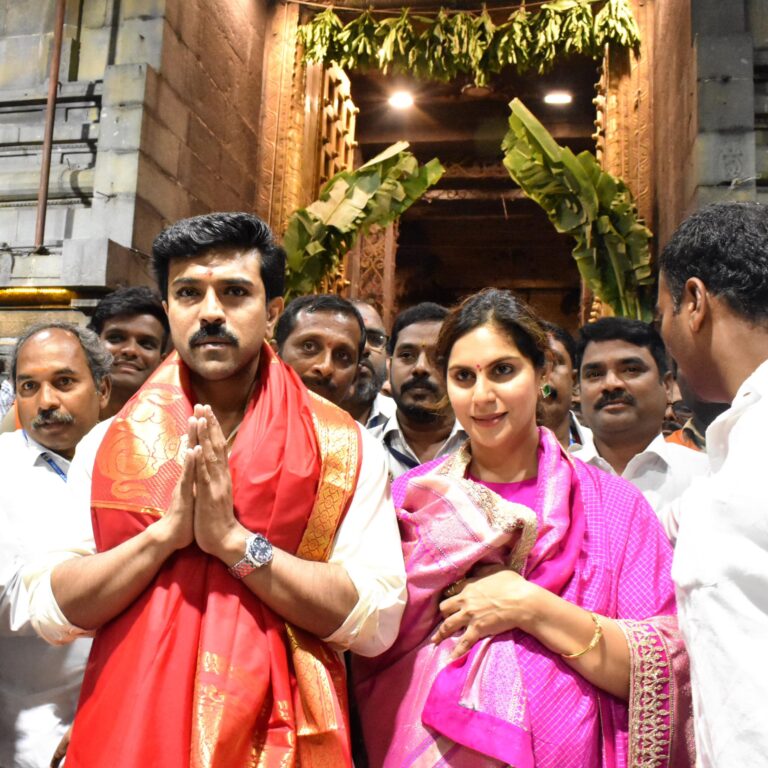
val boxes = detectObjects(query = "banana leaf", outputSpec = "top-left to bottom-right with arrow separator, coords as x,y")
283,143 -> 445,299
502,98 -> 654,320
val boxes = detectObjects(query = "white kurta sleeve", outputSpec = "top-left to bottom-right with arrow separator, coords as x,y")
24,422 -> 108,645
322,427 -> 406,657
0,559 -> 36,637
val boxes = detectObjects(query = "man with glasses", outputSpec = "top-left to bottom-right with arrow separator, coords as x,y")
344,300 -> 395,435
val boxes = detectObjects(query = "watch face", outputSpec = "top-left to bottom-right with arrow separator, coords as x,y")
245,534 -> 273,567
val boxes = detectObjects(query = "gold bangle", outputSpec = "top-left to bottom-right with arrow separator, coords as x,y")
560,611 -> 603,659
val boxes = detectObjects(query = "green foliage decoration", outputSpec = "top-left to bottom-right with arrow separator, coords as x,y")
283,142 -> 445,299
501,98 -> 654,320
298,0 -> 640,86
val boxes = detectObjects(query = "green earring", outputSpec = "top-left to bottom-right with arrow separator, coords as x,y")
541,383 -> 553,398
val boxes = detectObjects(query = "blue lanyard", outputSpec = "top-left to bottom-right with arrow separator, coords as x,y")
41,452 -> 68,482
23,430 -> 68,482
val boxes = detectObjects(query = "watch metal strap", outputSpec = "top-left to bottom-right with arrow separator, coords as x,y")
228,557 -> 257,580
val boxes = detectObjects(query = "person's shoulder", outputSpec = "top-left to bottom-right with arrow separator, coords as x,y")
649,432 -> 708,474
0,429 -> 28,468
72,418 -> 114,463
359,420 -> 386,460
572,454 -> 649,507
0,428 -> 24,449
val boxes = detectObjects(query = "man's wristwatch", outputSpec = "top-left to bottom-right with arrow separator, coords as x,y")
228,533 -> 273,579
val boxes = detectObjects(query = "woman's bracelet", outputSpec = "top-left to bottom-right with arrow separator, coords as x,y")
560,611 -> 603,659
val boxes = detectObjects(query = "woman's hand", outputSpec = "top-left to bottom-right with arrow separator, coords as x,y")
432,569 -> 544,660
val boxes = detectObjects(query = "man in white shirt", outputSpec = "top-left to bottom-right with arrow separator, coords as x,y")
25,213 -> 406,767
657,201 -> 768,766
573,317 -> 706,537
344,300 -> 396,436
1,322 -> 111,768
380,303 -> 466,478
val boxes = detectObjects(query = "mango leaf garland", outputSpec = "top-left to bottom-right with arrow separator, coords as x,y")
299,1 -> 642,86
283,143 -> 445,298
502,99 -> 654,320
335,11 -> 379,71
595,0 -> 641,50
297,7 -> 343,64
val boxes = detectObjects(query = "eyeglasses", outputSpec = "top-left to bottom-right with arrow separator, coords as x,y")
365,330 -> 388,350
670,400 -> 693,423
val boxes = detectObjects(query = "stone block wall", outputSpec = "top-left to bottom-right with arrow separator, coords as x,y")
134,0 -> 268,255
652,0 -> 768,247
0,0 -> 270,338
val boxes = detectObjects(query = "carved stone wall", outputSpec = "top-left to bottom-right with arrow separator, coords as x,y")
254,3 -> 310,239
597,0 -> 655,235
347,222 -> 398,328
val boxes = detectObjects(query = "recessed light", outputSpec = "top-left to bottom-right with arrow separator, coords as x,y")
388,91 -> 414,110
544,91 -> 573,105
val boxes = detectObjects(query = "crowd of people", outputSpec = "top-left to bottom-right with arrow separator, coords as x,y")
0,200 -> 766,768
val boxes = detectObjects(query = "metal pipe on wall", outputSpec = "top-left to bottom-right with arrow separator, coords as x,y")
34,0 -> 67,252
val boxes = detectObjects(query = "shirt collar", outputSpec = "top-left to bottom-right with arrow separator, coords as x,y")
705,357 -> 768,468
22,430 -> 72,474
365,392 -> 396,429
382,411 -> 465,443
570,430 -> 668,472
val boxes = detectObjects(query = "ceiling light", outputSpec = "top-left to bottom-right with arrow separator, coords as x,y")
388,91 -> 414,110
544,91 -> 573,105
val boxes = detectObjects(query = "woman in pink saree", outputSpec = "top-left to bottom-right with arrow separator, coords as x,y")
354,289 -> 693,768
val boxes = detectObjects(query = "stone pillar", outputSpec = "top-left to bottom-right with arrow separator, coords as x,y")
347,223 -> 398,328
692,1 -> 757,208
598,0 -> 655,232
254,2 -> 311,238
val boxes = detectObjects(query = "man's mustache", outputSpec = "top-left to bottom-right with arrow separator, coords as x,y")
189,325 -> 239,347
305,374 -> 336,393
401,377 -> 439,395
32,409 -> 74,429
595,391 -> 636,409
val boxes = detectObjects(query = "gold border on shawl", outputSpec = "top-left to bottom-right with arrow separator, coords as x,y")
287,392 -> 360,767
92,501 -> 165,518
616,619 -> 673,767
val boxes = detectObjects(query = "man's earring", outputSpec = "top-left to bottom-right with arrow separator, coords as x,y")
541,383 -> 553,398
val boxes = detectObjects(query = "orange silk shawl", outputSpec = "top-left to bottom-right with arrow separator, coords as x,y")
67,345 -> 361,768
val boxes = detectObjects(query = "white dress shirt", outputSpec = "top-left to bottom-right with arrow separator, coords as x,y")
26,418 -> 406,659
362,392 -> 397,439
379,413 -> 467,479
571,430 -> 707,541
0,431 -> 92,768
672,359 -> 768,767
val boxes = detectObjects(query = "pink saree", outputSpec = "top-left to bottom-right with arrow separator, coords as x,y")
355,429 -> 693,768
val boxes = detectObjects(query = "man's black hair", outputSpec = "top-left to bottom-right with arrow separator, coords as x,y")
87,286 -> 170,343
659,201 -> 768,323
387,302 -> 449,355
274,294 -> 366,360
151,212 -> 285,301
576,317 -> 669,380
540,320 -> 577,370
